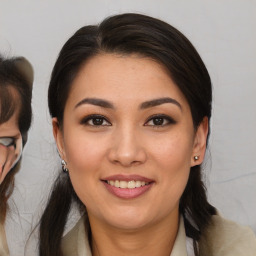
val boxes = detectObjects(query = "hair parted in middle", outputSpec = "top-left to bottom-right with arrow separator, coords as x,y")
40,13 -> 216,256
0,55 -> 33,224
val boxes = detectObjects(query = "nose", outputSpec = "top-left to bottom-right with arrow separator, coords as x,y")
107,127 -> 147,167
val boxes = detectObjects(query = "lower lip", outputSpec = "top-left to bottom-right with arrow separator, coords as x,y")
103,182 -> 153,199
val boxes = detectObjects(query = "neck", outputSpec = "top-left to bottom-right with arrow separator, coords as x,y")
89,211 -> 179,256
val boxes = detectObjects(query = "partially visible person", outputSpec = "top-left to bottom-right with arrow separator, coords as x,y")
0,55 -> 33,256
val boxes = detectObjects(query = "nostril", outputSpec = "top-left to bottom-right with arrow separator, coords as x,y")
107,138 -> 147,166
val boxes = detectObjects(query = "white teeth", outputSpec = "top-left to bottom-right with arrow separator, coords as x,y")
135,181 -> 141,188
119,181 -> 127,188
114,180 -> 120,188
128,181 -> 135,189
107,180 -> 149,189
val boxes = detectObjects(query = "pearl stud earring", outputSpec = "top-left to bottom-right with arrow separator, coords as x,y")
194,156 -> 199,161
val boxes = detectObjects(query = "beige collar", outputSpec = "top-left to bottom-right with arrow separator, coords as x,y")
62,216 -> 188,256
171,216 -> 188,256
0,222 -> 9,256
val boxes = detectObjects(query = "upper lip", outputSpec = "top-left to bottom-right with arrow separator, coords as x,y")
102,174 -> 154,183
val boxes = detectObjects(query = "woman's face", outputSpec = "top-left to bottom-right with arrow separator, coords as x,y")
54,54 -> 208,230
0,106 -> 22,184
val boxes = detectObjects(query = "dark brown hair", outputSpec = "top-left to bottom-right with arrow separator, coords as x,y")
40,13 -> 216,256
0,55 -> 33,223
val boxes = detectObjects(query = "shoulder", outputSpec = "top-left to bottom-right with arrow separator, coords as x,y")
199,214 -> 256,256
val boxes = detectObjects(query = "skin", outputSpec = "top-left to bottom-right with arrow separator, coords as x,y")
54,54 -> 208,256
0,106 -> 21,184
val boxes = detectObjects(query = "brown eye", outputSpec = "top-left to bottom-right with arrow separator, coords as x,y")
92,117 -> 104,125
145,115 -> 176,127
152,117 -> 164,125
81,115 -> 111,126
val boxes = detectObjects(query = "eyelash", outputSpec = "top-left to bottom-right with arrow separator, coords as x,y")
144,114 -> 176,127
80,115 -> 111,126
80,114 -> 176,127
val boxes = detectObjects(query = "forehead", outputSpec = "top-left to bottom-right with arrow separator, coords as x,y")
0,107 -> 20,135
0,85 -> 20,125
67,53 -> 188,107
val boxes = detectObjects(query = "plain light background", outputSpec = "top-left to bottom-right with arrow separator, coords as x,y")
0,0 -> 255,255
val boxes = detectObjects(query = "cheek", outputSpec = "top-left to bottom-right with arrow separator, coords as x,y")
64,130 -> 106,172
150,131 -> 194,171
149,132 -> 193,199
64,134 -> 106,205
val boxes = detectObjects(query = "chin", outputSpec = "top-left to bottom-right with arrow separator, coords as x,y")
109,219 -> 149,231
102,208 -> 154,231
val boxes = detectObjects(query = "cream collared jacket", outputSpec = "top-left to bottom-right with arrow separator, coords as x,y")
0,222 -> 9,256
61,215 -> 256,256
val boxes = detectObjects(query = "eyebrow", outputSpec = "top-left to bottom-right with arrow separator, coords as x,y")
140,97 -> 182,110
75,98 -> 114,109
74,97 -> 182,110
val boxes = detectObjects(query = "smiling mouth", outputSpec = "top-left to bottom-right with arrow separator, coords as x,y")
102,175 -> 154,199
105,180 -> 150,189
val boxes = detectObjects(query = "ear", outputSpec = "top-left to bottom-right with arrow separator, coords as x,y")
52,117 -> 66,160
191,117 -> 209,166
